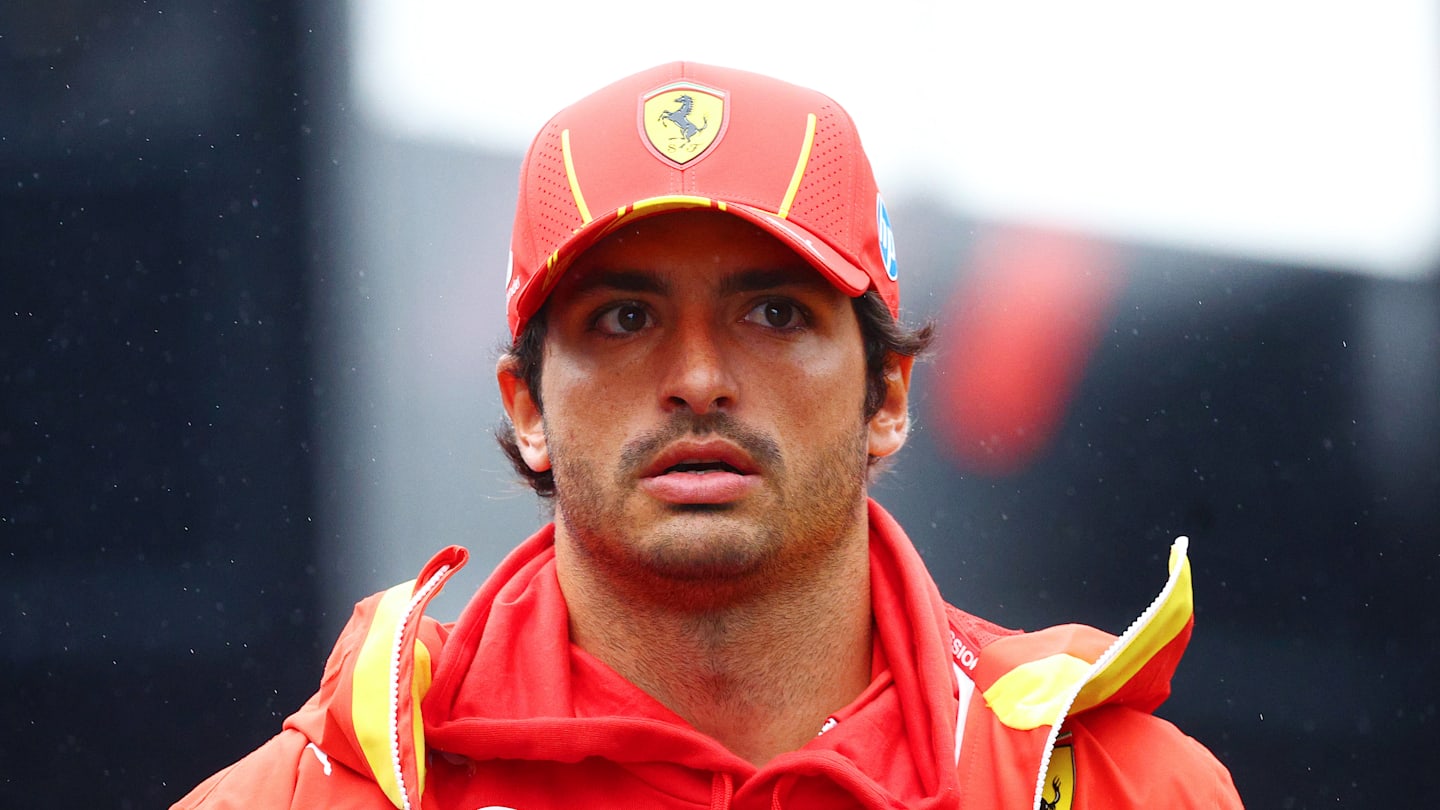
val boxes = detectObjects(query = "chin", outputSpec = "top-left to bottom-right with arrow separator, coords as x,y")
635,521 -> 782,584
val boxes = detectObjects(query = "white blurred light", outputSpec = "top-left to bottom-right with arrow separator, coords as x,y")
353,0 -> 1440,278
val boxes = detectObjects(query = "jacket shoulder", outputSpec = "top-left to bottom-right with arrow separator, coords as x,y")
174,546 -> 472,810
171,724 -> 397,810
1061,705 -> 1244,808
171,729 -> 308,809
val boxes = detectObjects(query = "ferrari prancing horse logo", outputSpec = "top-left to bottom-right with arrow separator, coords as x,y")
641,82 -> 725,165
1040,742 -> 1075,810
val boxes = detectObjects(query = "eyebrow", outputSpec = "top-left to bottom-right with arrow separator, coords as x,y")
717,267 -> 828,297
565,268 -> 669,297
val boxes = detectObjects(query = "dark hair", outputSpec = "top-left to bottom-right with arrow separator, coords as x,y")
495,291 -> 935,498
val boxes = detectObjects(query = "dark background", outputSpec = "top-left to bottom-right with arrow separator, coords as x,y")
2,3 -> 324,806
3,3 -> 1436,807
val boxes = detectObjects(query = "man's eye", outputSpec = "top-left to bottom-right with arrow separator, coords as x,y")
745,300 -> 805,329
595,304 -> 650,334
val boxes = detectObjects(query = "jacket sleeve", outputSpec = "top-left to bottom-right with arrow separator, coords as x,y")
170,728 -> 307,810
171,723 -> 394,810
1064,705 -> 1244,809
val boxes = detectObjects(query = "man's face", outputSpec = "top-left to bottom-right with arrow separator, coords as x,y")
501,210 -> 907,602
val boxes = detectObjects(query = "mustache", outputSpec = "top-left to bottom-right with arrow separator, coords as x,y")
619,413 -> 782,476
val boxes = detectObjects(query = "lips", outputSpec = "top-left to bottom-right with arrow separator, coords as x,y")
641,440 -> 758,479
637,439 -> 761,505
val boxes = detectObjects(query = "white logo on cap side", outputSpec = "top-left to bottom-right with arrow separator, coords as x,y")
876,195 -> 898,281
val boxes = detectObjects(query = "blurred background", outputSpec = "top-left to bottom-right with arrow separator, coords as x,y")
3,1 -> 1437,806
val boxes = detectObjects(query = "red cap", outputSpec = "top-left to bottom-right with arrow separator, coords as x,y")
504,61 -> 900,338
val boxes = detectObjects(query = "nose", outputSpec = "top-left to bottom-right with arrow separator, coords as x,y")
660,318 -> 737,415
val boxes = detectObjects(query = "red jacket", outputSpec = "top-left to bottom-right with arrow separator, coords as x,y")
174,500 -> 1242,809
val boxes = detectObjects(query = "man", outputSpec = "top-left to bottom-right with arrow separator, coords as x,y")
175,62 -> 1243,809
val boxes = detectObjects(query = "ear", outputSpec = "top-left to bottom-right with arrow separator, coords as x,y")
867,353 -> 914,459
497,355 -> 550,472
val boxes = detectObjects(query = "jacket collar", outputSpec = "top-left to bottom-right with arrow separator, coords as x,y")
417,500 -> 967,808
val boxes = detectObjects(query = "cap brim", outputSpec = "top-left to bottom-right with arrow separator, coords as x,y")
512,197 -> 873,333
722,202 -> 873,296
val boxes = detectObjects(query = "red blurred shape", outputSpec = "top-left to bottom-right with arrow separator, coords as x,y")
931,226 -> 1126,475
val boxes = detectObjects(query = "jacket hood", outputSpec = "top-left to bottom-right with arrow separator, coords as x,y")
416,500 -> 969,809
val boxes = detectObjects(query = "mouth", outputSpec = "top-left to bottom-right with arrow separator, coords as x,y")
642,440 -> 758,479
663,460 -> 745,475
638,440 -> 761,504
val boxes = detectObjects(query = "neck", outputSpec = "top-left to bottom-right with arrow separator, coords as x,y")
555,520 -> 875,767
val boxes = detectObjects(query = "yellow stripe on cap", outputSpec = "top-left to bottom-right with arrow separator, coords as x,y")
630,195 -> 715,214
560,129 -> 592,224
778,113 -> 817,219
352,581 -> 415,808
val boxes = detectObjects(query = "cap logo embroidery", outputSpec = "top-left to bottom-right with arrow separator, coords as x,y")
876,195 -> 899,281
642,82 -> 725,165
